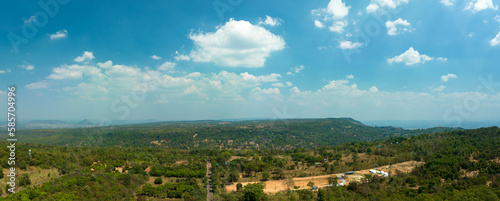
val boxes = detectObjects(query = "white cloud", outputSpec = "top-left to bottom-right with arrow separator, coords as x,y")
437,57 -> 448,62
366,3 -> 380,12
314,20 -> 325,28
26,80 -> 49,89
338,40 -> 363,49
366,0 -> 409,12
468,33 -> 474,38
440,0 -> 455,6
312,0 -> 351,34
490,32 -> 500,46
251,87 -> 282,101
369,86 -> 379,92
174,51 -> 190,61
387,47 -> 434,66
158,62 -> 176,71
326,0 -> 351,19
465,0 -> 498,12
259,15 -> 283,26
0,90 -> 5,96
287,65 -> 305,75
49,30 -> 68,40
496,15 -> 500,23
151,55 -> 162,60
272,83 -> 285,87
386,18 -> 412,35
189,19 -> 285,68
74,51 -> 95,63
19,64 -> 34,71
48,64 -> 101,80
24,16 -> 36,24
432,85 -> 446,92
329,20 -> 348,33
346,74 -> 354,79
441,73 -> 457,82
273,82 -> 293,87
0,70 -> 6,74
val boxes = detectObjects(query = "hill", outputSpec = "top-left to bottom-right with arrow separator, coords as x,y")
0,118 -> 460,149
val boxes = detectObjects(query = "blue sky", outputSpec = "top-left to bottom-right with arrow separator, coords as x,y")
1,0 -> 500,123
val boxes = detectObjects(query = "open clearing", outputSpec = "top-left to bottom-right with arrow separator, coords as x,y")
225,161 -> 424,193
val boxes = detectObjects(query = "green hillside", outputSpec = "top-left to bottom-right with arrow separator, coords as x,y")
0,118 -> 460,149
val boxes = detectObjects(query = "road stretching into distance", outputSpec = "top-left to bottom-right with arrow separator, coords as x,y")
207,160 -> 213,201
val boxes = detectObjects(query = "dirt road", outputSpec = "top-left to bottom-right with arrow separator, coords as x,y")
225,161 -> 424,193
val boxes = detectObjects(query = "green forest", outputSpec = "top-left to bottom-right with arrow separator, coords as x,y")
0,119 -> 499,200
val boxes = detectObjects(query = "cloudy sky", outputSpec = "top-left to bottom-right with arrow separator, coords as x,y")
1,0 -> 500,123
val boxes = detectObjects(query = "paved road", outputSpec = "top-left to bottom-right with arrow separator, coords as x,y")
337,174 -> 346,185
207,161 -> 212,201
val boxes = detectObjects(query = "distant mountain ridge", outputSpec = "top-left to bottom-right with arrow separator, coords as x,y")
1,118 -> 462,149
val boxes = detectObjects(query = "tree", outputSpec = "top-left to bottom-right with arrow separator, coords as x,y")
19,173 -> 31,186
327,177 -> 338,185
243,183 -> 265,201
307,181 -> 315,188
262,171 -> 270,181
236,183 -> 243,191
364,174 -> 372,183
0,169 -> 4,179
229,168 -> 239,182
154,177 -> 163,184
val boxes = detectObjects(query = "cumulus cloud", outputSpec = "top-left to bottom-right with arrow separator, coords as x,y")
465,0 -> 498,12
189,19 -> 285,68
30,52 -> 500,121
48,64 -> 101,80
432,85 -> 446,92
314,20 -> 325,28
490,32 -> 500,46
387,47 -> 434,66
326,0 -> 351,19
49,30 -> 68,40
329,20 -> 348,33
441,73 -> 457,82
437,57 -> 448,62
386,18 -> 412,35
312,0 -> 351,33
440,0 -> 455,6
369,86 -> 379,92
26,80 -> 49,89
0,69 -> 7,74
259,15 -> 283,26
74,51 -> 95,63
287,65 -> 305,75
19,64 -> 34,71
346,74 -> 354,79
174,51 -> 190,61
150,55 -> 162,60
158,62 -> 176,71
366,3 -> 380,12
337,40 -> 363,49
251,87 -> 282,101
366,0 -> 409,12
